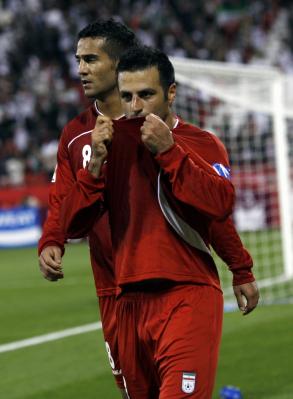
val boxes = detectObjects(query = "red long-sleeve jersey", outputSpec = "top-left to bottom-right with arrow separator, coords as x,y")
38,103 -> 116,296
61,117 -> 254,292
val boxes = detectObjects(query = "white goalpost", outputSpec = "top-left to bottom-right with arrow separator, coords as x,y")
171,57 -> 293,304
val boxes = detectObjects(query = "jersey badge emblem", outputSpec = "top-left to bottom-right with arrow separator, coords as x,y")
182,372 -> 196,394
212,163 -> 231,179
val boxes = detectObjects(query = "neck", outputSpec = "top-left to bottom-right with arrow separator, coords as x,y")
95,88 -> 124,119
165,112 -> 177,130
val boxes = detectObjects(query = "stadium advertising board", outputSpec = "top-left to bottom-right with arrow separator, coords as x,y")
0,206 -> 41,248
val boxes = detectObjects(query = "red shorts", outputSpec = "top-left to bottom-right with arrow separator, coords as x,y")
117,284 -> 223,399
98,295 -> 124,390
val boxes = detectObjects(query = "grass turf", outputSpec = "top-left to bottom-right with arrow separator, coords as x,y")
0,243 -> 292,398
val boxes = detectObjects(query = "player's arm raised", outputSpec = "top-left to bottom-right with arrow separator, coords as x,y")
60,116 -> 112,238
88,116 -> 113,178
142,113 -> 235,220
141,113 -> 174,155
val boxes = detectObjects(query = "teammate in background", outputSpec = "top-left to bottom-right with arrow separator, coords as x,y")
61,46 -> 259,398
38,19 -> 140,399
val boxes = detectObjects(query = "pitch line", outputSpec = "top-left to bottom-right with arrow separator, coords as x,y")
0,321 -> 102,354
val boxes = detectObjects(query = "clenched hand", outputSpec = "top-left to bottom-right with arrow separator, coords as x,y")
233,281 -> 259,315
141,113 -> 174,155
39,245 -> 64,282
88,116 -> 113,178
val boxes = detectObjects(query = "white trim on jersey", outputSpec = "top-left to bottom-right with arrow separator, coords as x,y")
173,117 -> 179,129
94,101 -> 125,120
157,171 -> 211,256
67,129 -> 93,149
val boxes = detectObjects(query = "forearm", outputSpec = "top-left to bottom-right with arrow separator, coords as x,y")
88,157 -> 104,179
38,224 -> 65,256
210,217 -> 255,286
61,168 -> 106,238
38,184 -> 67,256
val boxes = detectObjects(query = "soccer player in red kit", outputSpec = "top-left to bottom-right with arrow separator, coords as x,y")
60,46 -> 259,399
38,19 -> 140,399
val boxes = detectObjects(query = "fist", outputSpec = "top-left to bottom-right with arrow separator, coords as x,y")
88,116 -> 113,177
141,113 -> 174,155
91,116 -> 113,159
39,245 -> 63,282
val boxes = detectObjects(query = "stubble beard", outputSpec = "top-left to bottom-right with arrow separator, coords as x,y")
92,82 -> 118,102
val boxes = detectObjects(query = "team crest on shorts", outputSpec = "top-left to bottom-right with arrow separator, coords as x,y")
181,372 -> 196,394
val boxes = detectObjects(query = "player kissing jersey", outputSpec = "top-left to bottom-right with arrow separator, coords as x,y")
61,116 -> 254,292
60,116 -> 254,398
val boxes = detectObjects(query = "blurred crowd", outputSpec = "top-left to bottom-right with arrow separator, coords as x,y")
1,0 -> 293,187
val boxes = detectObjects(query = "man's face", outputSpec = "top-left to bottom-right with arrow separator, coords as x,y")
76,37 -> 117,99
118,66 -> 175,121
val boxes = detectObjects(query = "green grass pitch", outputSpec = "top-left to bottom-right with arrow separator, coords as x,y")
0,243 -> 292,398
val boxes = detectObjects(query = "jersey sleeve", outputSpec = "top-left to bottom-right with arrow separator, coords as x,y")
155,139 -> 235,220
60,168 -> 106,238
209,217 -> 255,286
38,127 -> 75,256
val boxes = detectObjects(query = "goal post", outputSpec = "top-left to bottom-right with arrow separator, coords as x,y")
170,57 -> 293,304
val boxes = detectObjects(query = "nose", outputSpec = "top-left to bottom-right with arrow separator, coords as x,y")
78,59 -> 88,76
130,95 -> 143,116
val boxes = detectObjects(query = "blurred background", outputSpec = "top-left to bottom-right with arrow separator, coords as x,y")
1,0 -> 293,192
1,1 -> 293,398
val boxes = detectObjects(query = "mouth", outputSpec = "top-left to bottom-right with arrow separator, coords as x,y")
81,80 -> 92,87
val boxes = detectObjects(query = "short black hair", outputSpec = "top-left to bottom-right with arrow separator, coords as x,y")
117,46 -> 175,96
78,18 -> 139,61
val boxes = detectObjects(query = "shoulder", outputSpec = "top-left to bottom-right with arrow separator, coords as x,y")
61,104 -> 96,147
174,120 -> 230,165
174,120 -> 225,148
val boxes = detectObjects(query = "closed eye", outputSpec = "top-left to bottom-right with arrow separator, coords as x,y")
139,90 -> 155,99
120,92 -> 132,102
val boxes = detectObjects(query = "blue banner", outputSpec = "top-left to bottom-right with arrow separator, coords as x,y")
0,206 -> 41,248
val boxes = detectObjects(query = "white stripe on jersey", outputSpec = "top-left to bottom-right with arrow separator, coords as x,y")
94,101 -> 125,120
173,117 -> 179,129
67,129 -> 93,149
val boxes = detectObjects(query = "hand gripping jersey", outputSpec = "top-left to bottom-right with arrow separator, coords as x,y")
61,117 -> 254,291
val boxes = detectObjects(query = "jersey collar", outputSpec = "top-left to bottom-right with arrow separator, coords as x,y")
94,100 -> 125,120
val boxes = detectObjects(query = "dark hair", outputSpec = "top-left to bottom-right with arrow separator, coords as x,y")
78,18 -> 139,60
117,46 -> 175,96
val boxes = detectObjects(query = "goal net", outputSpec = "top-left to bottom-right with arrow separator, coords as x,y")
171,57 -> 293,305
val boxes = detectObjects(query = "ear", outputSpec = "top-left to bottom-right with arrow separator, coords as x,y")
167,83 -> 176,106
113,59 -> 119,72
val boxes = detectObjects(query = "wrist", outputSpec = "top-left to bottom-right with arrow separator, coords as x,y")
158,141 -> 174,155
88,158 -> 103,178
232,268 -> 255,286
